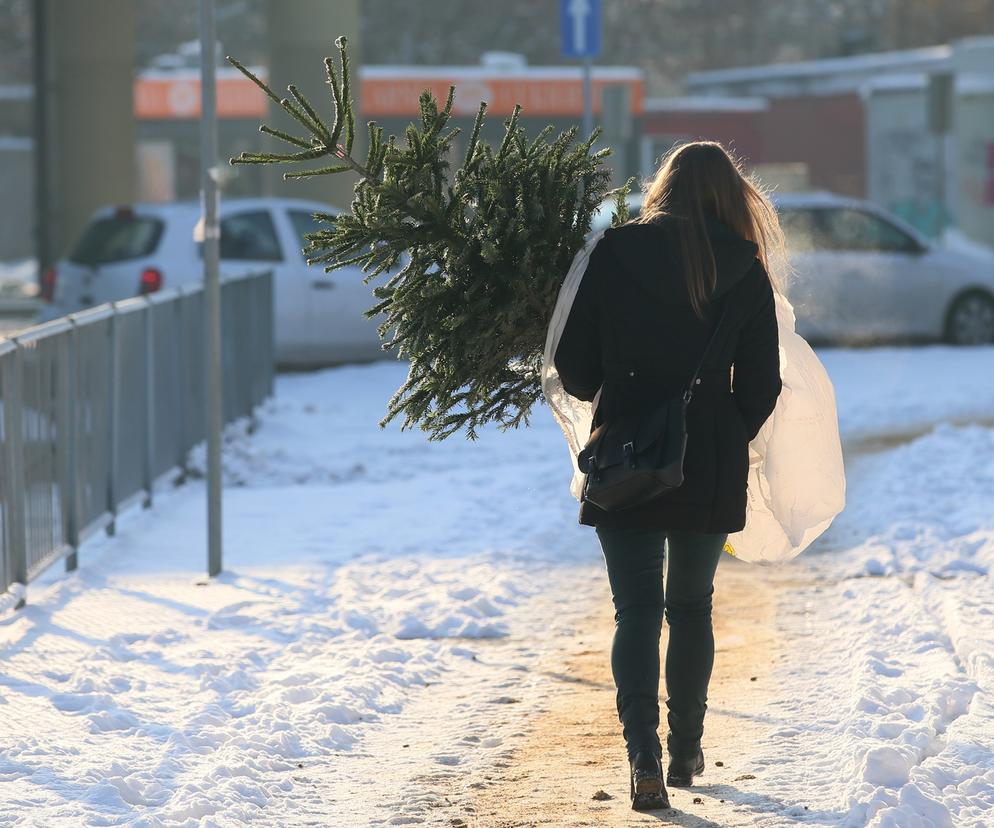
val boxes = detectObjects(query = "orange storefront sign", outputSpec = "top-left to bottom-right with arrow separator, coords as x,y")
135,73 -> 270,119
361,75 -> 644,117
134,70 -> 643,120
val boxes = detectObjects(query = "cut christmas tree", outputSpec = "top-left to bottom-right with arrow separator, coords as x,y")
227,36 -> 628,440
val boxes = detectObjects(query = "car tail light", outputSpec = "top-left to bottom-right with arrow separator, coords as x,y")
139,268 -> 163,294
40,265 -> 57,302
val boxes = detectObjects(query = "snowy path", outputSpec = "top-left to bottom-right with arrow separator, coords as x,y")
470,423 -> 994,825
1,347 -> 994,826
471,554 -> 801,827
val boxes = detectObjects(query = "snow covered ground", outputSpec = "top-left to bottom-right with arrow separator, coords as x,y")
1,345 -> 994,826
723,422 -> 994,827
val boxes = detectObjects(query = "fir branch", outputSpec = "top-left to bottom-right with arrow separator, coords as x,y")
258,123 -> 314,150
335,36 -> 355,154
283,163 -> 352,179
226,36 -> 623,441
287,84 -> 330,143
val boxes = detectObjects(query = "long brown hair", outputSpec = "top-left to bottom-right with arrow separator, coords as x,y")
636,140 -> 788,317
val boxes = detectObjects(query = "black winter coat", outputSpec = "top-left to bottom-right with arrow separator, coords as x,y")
553,213 -> 782,533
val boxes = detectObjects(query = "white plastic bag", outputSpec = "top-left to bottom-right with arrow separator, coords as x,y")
724,292 -> 846,562
541,230 -> 604,502
541,235 -> 846,564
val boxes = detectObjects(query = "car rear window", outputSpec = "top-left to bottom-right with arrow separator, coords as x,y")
219,210 -> 283,261
68,214 -> 164,266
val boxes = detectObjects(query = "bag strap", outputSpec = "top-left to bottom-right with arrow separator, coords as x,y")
683,301 -> 728,404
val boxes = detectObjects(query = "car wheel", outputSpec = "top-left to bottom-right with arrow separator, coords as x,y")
945,291 -> 994,345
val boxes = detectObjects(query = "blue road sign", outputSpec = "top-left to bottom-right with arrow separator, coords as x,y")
560,0 -> 601,59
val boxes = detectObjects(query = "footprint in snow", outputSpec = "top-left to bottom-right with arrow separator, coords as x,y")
433,754 -> 461,766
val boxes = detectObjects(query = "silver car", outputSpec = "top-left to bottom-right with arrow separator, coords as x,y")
39,197 -> 387,366
592,191 -> 994,345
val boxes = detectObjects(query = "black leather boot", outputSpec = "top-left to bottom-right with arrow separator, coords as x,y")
629,751 -> 670,811
666,746 -> 705,787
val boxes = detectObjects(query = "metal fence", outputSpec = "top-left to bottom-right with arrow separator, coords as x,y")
0,270 -> 273,599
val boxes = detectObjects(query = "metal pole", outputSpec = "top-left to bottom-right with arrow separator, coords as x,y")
199,0 -> 223,577
142,301 -> 155,508
107,313 -> 119,536
65,320 -> 79,571
582,55 -> 593,139
31,0 -> 51,285
6,346 -> 28,607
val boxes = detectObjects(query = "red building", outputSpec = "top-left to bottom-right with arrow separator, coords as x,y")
640,93 -> 866,197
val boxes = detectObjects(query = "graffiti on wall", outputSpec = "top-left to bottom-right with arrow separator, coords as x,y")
890,154 -> 950,238
948,135 -> 994,247
870,127 -> 949,239
960,138 -> 994,208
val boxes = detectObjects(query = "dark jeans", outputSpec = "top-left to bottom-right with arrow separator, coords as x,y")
595,525 -> 727,761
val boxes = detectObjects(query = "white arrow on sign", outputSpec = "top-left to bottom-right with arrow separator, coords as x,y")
567,0 -> 591,52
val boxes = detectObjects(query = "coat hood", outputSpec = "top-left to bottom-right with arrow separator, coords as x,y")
602,212 -> 760,300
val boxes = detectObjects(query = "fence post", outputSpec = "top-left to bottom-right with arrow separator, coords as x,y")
263,269 -> 274,398
240,278 -> 252,423
106,310 -> 118,536
65,320 -> 79,571
4,346 -> 27,607
143,300 -> 154,508
249,275 -> 262,420
174,295 -> 187,482
268,269 -> 275,397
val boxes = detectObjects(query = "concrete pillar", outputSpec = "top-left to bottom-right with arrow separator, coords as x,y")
265,0 -> 360,210
41,0 -> 136,259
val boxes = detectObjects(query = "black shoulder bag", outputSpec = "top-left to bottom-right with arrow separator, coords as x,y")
577,307 -> 727,512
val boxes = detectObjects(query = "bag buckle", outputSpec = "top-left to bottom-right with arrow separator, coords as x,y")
622,441 -> 636,469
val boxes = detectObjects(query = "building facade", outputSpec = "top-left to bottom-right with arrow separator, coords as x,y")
642,38 -> 994,247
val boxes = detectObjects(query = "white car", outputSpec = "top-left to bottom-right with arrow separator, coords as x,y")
39,197 -> 387,366
592,191 -> 994,345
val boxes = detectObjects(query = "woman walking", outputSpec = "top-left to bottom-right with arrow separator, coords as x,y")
552,141 -> 785,811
